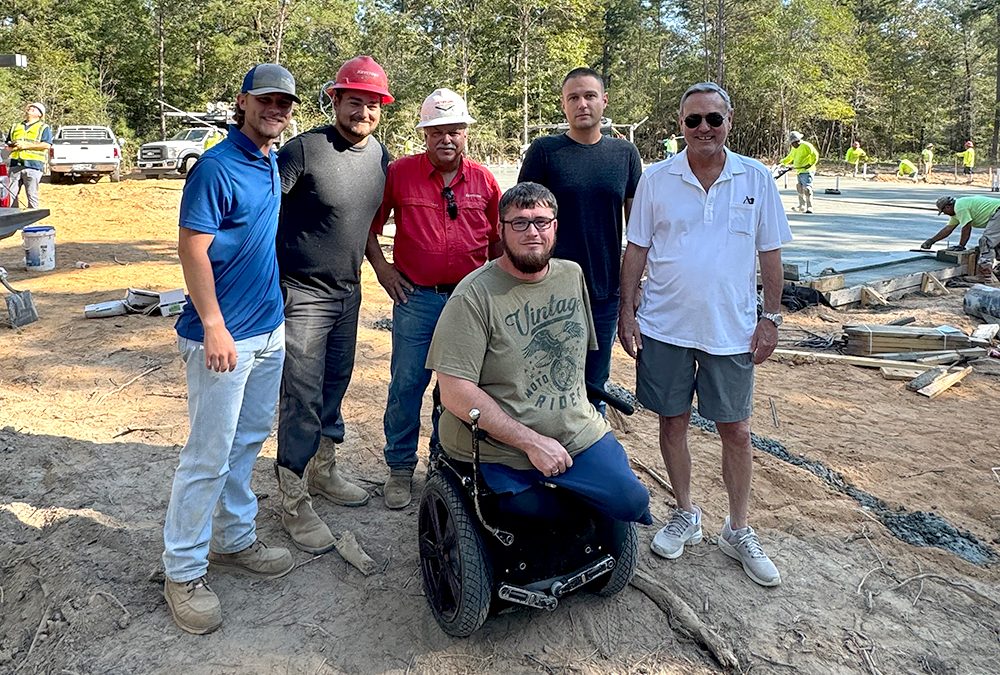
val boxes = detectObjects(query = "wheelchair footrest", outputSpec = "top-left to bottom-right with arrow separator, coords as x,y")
498,584 -> 559,611
550,555 -> 615,597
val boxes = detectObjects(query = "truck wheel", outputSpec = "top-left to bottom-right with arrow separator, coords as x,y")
181,156 -> 198,174
110,166 -> 121,183
49,172 -> 64,185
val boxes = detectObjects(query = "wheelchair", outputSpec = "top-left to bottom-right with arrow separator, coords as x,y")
417,387 -> 639,637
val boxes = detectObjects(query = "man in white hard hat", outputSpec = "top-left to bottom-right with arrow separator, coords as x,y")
367,87 -> 502,509
273,56 -> 393,554
5,102 -> 51,208
780,130 -> 819,213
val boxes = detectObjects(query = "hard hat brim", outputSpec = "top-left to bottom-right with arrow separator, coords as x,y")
331,82 -> 394,105
416,114 -> 476,129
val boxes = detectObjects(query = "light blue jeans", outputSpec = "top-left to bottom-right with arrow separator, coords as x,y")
163,325 -> 285,583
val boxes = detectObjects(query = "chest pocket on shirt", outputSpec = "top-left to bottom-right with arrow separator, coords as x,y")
728,204 -> 756,236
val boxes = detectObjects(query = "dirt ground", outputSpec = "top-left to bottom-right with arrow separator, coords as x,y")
1,177 -> 999,675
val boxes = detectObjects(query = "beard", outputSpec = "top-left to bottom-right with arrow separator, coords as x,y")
503,239 -> 554,274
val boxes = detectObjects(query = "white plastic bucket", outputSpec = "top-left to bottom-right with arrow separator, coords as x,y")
23,225 -> 55,272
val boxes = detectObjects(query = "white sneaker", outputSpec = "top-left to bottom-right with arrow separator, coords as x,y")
650,506 -> 702,559
718,517 -> 781,587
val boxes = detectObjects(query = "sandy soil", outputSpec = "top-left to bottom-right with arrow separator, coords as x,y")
1,177 -> 999,674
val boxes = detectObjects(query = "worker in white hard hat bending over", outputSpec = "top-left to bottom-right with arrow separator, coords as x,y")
5,102 -> 51,208
366,87 -> 502,509
780,131 -> 819,213
273,56 -> 394,554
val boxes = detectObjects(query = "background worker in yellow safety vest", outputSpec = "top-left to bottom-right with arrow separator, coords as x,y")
844,140 -> 867,177
897,158 -> 918,181
921,143 -> 934,178
956,140 -> 975,184
5,102 -> 52,208
663,133 -> 678,159
781,130 -> 819,213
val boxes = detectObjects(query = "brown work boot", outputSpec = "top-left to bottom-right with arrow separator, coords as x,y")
164,576 -> 222,635
383,469 -> 413,510
276,465 -> 337,554
208,540 -> 294,578
307,440 -> 370,506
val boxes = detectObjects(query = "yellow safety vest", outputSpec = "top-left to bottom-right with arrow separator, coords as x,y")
9,121 -> 49,164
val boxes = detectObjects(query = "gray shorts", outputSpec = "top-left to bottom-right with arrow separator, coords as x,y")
635,335 -> 754,423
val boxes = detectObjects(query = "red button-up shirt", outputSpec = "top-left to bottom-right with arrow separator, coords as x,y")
372,153 -> 500,286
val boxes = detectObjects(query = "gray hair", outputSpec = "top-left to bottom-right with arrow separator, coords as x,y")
500,182 -> 558,219
678,82 -> 733,116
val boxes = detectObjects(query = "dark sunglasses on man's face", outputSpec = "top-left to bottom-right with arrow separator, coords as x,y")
442,186 -> 458,220
683,112 -> 726,129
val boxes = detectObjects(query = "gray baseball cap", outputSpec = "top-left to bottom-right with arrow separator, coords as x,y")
241,63 -> 300,103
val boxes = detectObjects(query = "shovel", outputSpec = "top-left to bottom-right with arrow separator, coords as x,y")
0,266 -> 39,327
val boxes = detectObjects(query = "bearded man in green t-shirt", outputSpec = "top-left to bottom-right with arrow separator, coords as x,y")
425,182 -> 651,525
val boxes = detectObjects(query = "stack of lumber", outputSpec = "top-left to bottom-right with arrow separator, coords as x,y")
843,324 -> 989,356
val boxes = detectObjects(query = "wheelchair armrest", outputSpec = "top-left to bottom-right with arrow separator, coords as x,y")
586,384 -> 635,416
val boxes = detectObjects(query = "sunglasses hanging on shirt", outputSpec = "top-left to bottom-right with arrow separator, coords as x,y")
441,187 -> 458,220
683,112 -> 726,129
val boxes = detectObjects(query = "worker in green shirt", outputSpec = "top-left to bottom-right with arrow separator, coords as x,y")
844,141 -> 867,177
663,133 -> 678,159
921,195 -> 1000,279
956,141 -> 975,184
920,143 -> 934,178
781,131 -> 819,213
897,158 -> 918,181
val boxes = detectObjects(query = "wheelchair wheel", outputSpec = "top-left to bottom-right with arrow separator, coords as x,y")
594,522 -> 638,597
418,471 -> 493,636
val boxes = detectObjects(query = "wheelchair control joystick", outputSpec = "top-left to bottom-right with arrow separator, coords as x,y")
468,408 -> 514,547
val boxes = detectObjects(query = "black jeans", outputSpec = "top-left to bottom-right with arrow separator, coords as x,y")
277,284 -> 361,476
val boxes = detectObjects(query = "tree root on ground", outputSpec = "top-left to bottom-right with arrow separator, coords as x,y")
630,570 -> 740,671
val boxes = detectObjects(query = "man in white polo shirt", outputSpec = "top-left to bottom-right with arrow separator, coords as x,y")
618,82 -> 791,587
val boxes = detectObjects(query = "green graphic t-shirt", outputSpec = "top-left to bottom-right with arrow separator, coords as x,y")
426,258 -> 610,470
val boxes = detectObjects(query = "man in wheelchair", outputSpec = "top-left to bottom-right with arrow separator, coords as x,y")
420,181 -> 651,635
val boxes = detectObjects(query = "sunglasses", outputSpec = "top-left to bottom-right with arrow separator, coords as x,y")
683,112 -> 726,129
442,187 -> 458,220
501,217 -> 555,232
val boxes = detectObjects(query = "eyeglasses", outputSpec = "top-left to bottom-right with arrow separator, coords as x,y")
683,112 -> 726,129
442,187 -> 458,220
501,217 -> 555,232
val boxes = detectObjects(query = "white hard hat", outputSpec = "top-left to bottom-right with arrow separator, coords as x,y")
788,131 -> 803,142
28,102 -> 46,117
416,88 -> 476,129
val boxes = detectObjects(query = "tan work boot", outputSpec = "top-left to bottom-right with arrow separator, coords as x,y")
276,465 -> 337,554
164,576 -> 222,635
384,470 -> 413,509
208,539 -> 294,578
307,440 -> 370,506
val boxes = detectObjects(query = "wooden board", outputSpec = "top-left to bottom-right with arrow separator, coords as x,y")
905,367 -> 947,391
824,263 -> 967,307
916,366 -> 973,399
773,349 -> 944,371
971,324 -> 999,341
808,274 -> 845,292
881,366 -> 927,380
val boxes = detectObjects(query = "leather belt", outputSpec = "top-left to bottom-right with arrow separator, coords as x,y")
416,283 -> 458,294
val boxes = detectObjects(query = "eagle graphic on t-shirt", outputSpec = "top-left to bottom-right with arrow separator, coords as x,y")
522,321 -> 584,391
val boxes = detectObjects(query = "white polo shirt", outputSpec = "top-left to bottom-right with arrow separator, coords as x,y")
626,148 -> 792,355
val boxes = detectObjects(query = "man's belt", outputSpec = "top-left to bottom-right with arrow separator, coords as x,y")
415,282 -> 458,294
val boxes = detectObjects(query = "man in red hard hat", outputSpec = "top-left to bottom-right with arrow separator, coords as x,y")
367,87 -> 502,509
274,55 -> 393,554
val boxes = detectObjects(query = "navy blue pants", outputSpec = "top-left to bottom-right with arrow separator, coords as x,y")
481,432 -> 652,525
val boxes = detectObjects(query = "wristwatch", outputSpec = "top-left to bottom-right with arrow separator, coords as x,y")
761,311 -> 783,327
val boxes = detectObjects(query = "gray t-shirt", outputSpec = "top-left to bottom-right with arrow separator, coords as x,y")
277,125 -> 390,297
427,259 -> 610,470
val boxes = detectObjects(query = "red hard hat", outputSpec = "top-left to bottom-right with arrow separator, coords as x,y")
329,56 -> 394,104
965,140 -> 974,147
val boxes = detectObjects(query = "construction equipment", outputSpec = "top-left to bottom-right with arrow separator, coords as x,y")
0,266 -> 38,327
825,176 -> 842,195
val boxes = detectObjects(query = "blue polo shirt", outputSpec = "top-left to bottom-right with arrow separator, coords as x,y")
174,126 -> 284,343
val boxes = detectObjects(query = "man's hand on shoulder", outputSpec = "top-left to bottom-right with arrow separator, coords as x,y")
525,434 -> 573,478
750,318 -> 778,364
373,261 -> 413,304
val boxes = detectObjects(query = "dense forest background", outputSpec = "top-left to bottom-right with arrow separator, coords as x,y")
1,0 -> 999,164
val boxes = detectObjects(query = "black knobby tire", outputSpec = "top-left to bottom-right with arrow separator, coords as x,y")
595,522 -> 638,597
418,471 -> 492,636
182,155 -> 198,174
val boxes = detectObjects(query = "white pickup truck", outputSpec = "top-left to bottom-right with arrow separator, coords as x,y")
48,125 -> 122,183
137,127 -> 226,178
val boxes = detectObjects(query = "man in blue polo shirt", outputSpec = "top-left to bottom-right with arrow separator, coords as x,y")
162,63 -> 299,635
